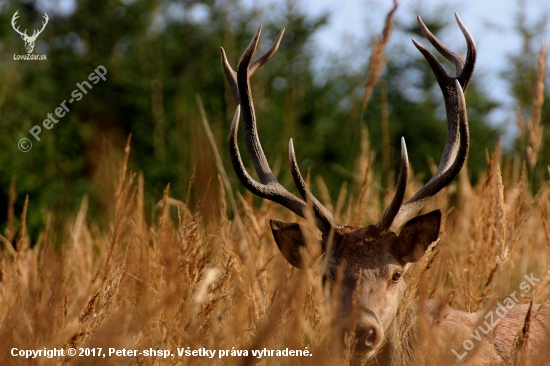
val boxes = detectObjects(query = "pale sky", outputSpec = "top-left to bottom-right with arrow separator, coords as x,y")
32,0 -> 550,141
295,0 -> 549,140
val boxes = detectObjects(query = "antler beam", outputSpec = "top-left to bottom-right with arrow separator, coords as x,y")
379,13 -> 476,232
222,27 -> 337,235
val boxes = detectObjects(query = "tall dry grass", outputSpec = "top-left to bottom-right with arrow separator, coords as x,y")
1,125 -> 549,365
2,5 -> 550,366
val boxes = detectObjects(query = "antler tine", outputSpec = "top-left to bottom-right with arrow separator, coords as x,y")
221,26 -> 263,103
249,28 -> 285,75
417,15 -> 464,75
378,138 -> 409,229
221,47 -> 239,101
220,27 -> 285,103
289,139 -> 338,233
389,80 -> 468,232
228,106 -> 313,217
224,27 -> 336,235
412,13 -> 476,92
454,13 -> 476,91
228,106 -> 334,234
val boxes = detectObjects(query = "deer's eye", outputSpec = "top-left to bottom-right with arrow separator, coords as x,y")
391,271 -> 402,283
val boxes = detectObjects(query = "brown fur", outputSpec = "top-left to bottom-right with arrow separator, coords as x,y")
273,215 -> 550,365
408,300 -> 550,366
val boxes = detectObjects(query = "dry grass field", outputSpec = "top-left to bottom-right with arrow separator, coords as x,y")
2,3 -> 550,365
1,128 -> 550,365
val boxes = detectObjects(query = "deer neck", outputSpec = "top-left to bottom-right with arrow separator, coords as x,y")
373,300 -> 419,366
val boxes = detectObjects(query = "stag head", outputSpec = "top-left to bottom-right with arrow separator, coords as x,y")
12,11 -> 49,54
221,13 -> 476,361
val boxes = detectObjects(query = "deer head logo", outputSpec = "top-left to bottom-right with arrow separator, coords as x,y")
11,11 -> 49,54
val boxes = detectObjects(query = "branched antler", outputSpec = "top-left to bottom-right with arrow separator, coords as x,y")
222,27 -> 337,235
378,13 -> 476,232
221,27 -> 337,235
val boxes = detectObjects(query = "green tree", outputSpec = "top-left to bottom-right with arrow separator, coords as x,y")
363,11 -> 500,187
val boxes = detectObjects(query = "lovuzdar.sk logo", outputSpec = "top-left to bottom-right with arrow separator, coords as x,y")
12,10 -> 48,61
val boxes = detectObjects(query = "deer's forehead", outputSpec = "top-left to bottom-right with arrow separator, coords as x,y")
328,226 -> 398,270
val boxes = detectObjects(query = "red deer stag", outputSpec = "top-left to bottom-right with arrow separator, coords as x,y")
221,14 -> 550,366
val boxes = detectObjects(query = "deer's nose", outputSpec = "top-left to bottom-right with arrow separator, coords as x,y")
356,326 -> 378,349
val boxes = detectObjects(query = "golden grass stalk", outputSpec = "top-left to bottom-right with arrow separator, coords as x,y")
1,133 -> 549,366
360,0 -> 399,114
526,41 -> 546,169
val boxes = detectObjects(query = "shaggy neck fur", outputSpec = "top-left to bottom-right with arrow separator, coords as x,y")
374,301 -> 418,366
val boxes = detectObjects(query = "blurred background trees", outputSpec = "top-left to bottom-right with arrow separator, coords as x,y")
0,0 -> 547,240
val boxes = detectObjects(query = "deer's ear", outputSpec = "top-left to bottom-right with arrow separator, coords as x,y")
394,210 -> 441,265
270,219 -> 313,269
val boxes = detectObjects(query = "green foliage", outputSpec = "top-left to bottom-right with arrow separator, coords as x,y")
502,4 -> 549,189
0,0 -> 521,240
